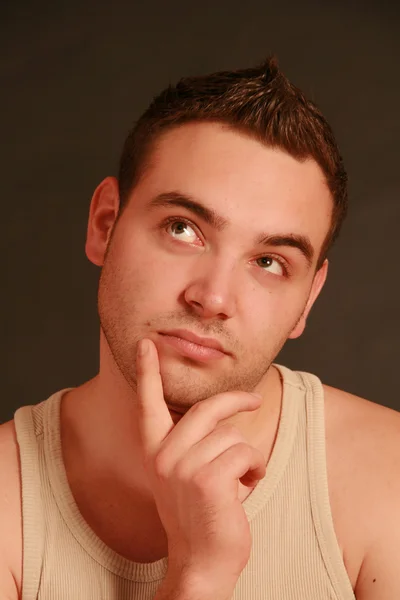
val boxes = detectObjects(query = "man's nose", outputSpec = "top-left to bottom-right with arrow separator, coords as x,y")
183,256 -> 238,319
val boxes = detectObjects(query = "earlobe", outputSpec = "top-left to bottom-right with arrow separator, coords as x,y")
288,259 -> 329,340
288,314 -> 306,339
85,177 -> 120,266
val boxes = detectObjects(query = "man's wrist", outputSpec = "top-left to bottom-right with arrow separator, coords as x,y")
153,569 -> 235,600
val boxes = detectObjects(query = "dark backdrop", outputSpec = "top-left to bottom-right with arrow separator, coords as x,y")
2,0 -> 399,423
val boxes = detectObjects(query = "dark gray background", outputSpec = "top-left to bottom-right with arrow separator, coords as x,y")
2,0 -> 399,423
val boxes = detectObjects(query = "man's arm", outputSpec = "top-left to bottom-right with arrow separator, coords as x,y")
354,415 -> 400,599
0,421 -> 22,600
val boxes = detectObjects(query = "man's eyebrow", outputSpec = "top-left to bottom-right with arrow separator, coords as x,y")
256,233 -> 314,268
147,191 -> 315,267
146,191 -> 228,231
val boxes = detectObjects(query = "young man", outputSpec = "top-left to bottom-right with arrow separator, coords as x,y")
1,58 -> 399,600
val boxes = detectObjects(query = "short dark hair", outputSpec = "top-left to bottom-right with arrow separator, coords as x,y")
118,56 -> 348,268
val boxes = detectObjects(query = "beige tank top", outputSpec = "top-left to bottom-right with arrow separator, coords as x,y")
14,364 -> 356,600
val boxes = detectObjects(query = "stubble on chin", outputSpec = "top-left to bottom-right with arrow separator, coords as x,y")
154,352 -> 278,412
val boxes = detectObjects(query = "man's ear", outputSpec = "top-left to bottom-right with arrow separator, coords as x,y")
288,259 -> 329,339
85,176 -> 120,267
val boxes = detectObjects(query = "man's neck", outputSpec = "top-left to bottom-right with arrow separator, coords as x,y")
58,365 -> 283,562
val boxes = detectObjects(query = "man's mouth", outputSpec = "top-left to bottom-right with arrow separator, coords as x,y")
158,329 -> 229,363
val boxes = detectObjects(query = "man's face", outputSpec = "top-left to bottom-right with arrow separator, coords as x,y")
96,122 -> 332,412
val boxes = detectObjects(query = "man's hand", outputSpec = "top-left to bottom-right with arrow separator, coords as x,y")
136,338 -> 266,598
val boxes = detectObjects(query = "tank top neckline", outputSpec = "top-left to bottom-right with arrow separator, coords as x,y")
42,363 -> 302,582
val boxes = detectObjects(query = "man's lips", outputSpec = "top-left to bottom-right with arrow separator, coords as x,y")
159,329 -> 228,353
158,329 -> 230,362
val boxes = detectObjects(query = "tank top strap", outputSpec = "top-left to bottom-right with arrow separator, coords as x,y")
14,404 -> 45,600
242,363 -> 304,520
296,370 -> 355,599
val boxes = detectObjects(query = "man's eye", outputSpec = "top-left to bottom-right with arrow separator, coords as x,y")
256,256 -> 284,276
166,220 -> 198,243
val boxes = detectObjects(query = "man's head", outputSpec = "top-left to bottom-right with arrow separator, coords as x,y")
86,57 -> 347,412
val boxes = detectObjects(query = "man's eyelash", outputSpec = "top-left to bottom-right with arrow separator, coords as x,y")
255,254 -> 290,277
162,216 -> 198,232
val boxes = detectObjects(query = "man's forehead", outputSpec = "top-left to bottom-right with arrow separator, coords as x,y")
144,122 -> 330,200
132,122 -> 333,253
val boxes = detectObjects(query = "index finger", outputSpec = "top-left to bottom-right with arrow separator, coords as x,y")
136,338 -> 174,456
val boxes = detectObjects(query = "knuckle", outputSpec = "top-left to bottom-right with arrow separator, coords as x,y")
153,450 -> 171,478
192,467 -> 213,491
174,460 -> 192,482
232,441 -> 252,456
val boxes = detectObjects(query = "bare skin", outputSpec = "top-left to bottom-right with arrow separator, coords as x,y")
2,373 -> 400,599
1,122 -> 400,598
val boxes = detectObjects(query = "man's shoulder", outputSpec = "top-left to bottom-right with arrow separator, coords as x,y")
323,384 -> 400,598
323,382 -> 400,492
323,382 -> 400,433
0,419 -> 22,598
323,383 -> 400,464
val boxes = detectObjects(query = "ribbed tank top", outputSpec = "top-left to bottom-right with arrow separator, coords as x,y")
14,364 -> 356,600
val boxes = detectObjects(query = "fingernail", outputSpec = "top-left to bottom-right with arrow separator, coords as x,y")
138,339 -> 150,357
251,392 -> 263,400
